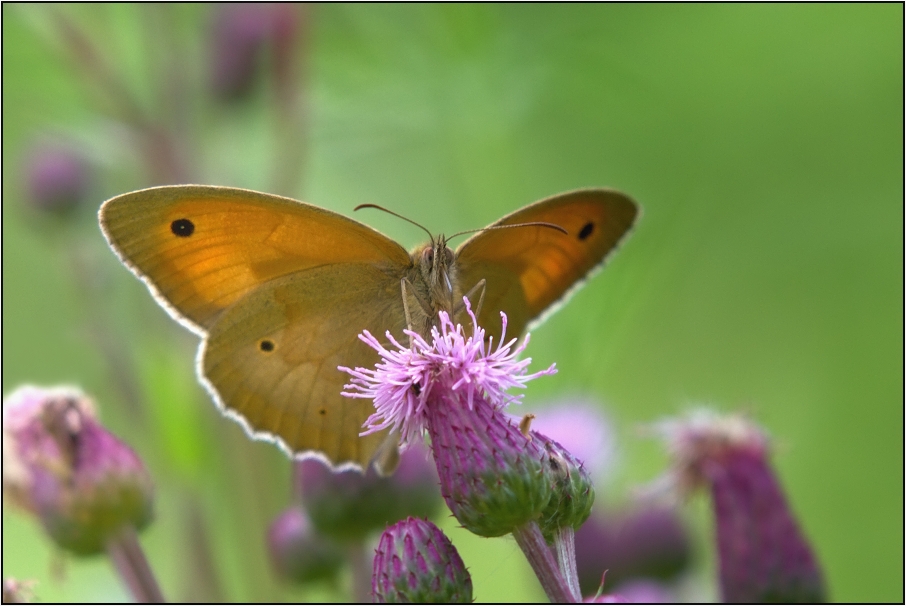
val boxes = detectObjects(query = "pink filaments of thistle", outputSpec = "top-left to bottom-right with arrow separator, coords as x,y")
340,298 -> 556,449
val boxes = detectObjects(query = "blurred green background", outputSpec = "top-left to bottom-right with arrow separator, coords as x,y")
2,4 -> 902,603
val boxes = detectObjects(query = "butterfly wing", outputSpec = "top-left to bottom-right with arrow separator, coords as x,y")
100,185 -> 413,467
454,189 -> 638,341
100,185 -> 411,333
202,263 -> 408,467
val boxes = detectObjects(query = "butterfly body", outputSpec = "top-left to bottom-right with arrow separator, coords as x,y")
100,186 -> 637,469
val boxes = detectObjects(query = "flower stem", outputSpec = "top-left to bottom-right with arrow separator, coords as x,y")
347,540 -> 371,604
554,527 -> 582,600
106,526 -> 165,603
512,522 -> 576,603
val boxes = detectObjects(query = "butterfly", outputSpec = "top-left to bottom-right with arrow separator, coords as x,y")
99,186 -> 637,470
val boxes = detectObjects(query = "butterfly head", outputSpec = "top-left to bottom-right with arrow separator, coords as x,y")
417,235 -> 457,314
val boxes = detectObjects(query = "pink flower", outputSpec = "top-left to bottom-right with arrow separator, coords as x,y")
340,299 -> 555,449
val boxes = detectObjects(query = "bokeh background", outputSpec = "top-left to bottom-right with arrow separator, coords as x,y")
2,4 -> 902,603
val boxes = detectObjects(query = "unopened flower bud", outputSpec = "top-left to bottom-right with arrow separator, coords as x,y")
296,442 -> 440,543
208,3 -> 300,101
372,517 -> 472,604
3,386 -> 153,556
25,142 -> 90,216
2,578 -> 37,604
658,411 -> 825,603
267,507 -> 343,584
428,392 -> 552,537
535,432 -> 595,542
528,400 -> 616,482
575,506 -> 691,595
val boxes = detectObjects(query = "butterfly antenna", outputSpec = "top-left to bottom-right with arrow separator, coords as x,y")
355,204 -> 434,241
448,221 -> 568,242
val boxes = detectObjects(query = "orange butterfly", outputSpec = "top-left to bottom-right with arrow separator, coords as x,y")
100,186 -> 637,470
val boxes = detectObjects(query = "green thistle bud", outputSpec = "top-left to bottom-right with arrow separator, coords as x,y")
372,517 -> 472,603
3,386 -> 153,556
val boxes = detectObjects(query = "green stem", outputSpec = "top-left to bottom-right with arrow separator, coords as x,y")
512,522 -> 576,603
106,526 -> 165,603
554,527 -> 581,600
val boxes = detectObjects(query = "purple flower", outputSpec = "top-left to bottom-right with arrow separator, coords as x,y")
267,507 -> 344,584
341,300 -> 555,449
657,411 -> 826,603
535,432 -> 595,542
295,441 -> 440,542
208,4 -> 301,101
574,506 -> 691,596
372,517 -> 472,603
24,142 -> 91,216
3,386 -> 154,556
525,399 -> 616,482
2,578 -> 37,604
341,300 -> 558,537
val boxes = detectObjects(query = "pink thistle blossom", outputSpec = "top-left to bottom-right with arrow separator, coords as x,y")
340,298 -> 556,448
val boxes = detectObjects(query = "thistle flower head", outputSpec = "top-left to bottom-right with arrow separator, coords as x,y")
295,442 -> 440,542
3,386 -> 153,556
655,410 -> 825,603
526,399 -> 616,482
341,299 -> 558,537
535,432 -> 596,543
574,506 -> 691,596
25,141 -> 91,216
372,517 -> 472,604
341,299 -> 555,449
267,507 -> 344,584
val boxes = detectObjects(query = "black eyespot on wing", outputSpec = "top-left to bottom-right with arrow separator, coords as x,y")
578,221 -> 595,241
318,408 -> 327,416
259,339 -> 275,352
171,218 -> 195,237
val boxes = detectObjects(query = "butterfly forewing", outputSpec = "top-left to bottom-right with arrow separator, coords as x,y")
100,186 -> 411,332
455,189 -> 638,340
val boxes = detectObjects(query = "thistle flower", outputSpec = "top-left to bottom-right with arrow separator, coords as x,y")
24,141 -> 91,216
342,301 -> 557,537
267,507 -> 344,584
2,578 -> 37,604
574,506 -> 691,596
3,386 -> 153,556
208,3 -> 301,101
526,399 -> 616,482
536,432 -> 596,543
657,410 -> 825,603
295,441 -> 441,542
3,386 -> 162,602
372,517 -> 472,604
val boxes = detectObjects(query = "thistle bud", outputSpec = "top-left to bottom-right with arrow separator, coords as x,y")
659,411 -> 825,603
208,3 -> 300,101
535,432 -> 595,543
528,399 -> 616,482
2,578 -> 36,604
3,386 -> 153,556
574,506 -> 691,595
431,391 -> 553,537
296,442 -> 440,543
24,142 -> 90,216
372,517 -> 472,604
267,506 -> 343,584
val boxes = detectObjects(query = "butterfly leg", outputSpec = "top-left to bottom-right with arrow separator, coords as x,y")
400,278 -> 433,342
454,279 -> 487,328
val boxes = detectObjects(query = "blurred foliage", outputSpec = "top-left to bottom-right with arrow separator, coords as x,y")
2,4 -> 902,603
